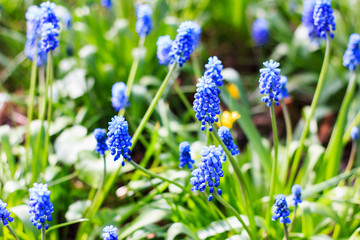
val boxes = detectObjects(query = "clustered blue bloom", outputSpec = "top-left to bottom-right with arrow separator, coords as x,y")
190,145 -> 226,201
343,33 -> 360,71
218,127 -> 240,156
169,21 -> 201,67
351,127 -> 359,141
259,59 -> 282,107
29,183 -> 54,230
101,0 -> 112,9
272,194 -> 291,224
156,35 -> 173,66
302,0 -> 320,40
204,56 -> 223,87
103,225 -> 118,240
94,128 -> 109,155
0,199 -> 14,226
278,75 -> 289,100
111,82 -> 129,111
107,116 -> 132,165
41,22 -> 59,52
252,18 -> 269,46
179,141 -> 195,169
291,184 -> 303,206
135,4 -> 153,37
313,0 -> 336,39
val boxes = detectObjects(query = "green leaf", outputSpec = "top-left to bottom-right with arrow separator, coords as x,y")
166,222 -> 200,240
65,200 -> 91,221
47,219 -> 89,232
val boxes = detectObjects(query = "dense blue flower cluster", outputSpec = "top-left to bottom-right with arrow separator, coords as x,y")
193,76 -> 221,131
29,183 -> 54,230
252,19 -> 269,46
313,0 -> 336,39
136,4 -> 153,37
107,116 -> 132,165
343,33 -> 360,71
169,21 -> 201,67
351,127 -> 359,141
0,199 -> 14,226
94,128 -> 109,155
111,82 -> 129,111
103,225 -> 118,240
190,145 -> 226,201
302,0 -> 320,40
272,194 -> 291,224
179,141 -> 195,169
41,22 -> 59,52
278,76 -> 289,100
101,0 -> 112,9
291,184 -> 303,206
259,59 -> 282,107
40,1 -> 60,29
204,56 -> 223,87
218,127 -> 239,156
156,35 -> 173,65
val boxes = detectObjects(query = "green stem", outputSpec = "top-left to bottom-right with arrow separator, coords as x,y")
191,53 -> 202,79
283,222 -> 289,240
213,191 -> 254,240
288,205 -> 297,233
25,46 -> 38,173
41,225 -> 46,240
6,225 -> 19,240
32,52 -> 52,183
339,142 -> 356,187
268,104 -> 279,223
281,99 -> 292,183
289,33 -> 331,186
131,63 -> 177,147
42,52 -> 53,172
173,81 -> 197,121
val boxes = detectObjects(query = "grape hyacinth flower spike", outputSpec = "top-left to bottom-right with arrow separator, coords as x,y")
0,199 -> 14,226
111,82 -> 129,111
179,141 -> 195,169
190,145 -> 226,201
259,59 -> 282,107
278,76 -> 289,100
39,1 -> 60,52
204,56 -> 223,87
103,225 -> 118,240
272,194 -> 291,224
291,185 -> 303,206
302,0 -> 320,40
29,183 -> 54,230
252,18 -> 269,46
135,4 -> 153,37
169,21 -> 201,66
94,128 -> 108,155
313,0 -> 336,39
101,0 -> 112,9
218,127 -> 240,156
351,127 -> 359,141
343,33 -> 360,71
107,115 -> 132,166
156,35 -> 173,66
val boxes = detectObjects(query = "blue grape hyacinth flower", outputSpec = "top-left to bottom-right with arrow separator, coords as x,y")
351,127 -> 359,141
313,0 -> 336,39
278,75 -> 289,100
41,22 -> 59,52
94,128 -> 109,155
190,145 -> 226,201
302,0 -> 321,40
204,56 -> 223,87
179,141 -> 195,169
0,199 -> 14,226
29,183 -> 54,230
103,225 -> 118,240
272,194 -> 291,224
107,116 -> 132,166
111,82 -> 129,111
193,76 -> 221,131
101,0 -> 112,9
156,35 -> 173,66
135,4 -> 153,37
218,127 -> 239,156
169,21 -> 201,67
343,33 -> 360,71
291,184 -> 303,206
252,18 -> 269,46
259,59 -> 282,107
40,1 -> 60,29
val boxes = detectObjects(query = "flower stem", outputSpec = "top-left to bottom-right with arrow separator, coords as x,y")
283,222 -> 289,240
289,33 -> 331,186
281,99 -> 292,183
131,63 -> 177,147
6,225 -> 19,240
173,81 -> 197,122
268,104 -> 279,223
339,141 -> 357,187
288,205 -> 297,233
213,190 -> 254,240
41,225 -> 46,240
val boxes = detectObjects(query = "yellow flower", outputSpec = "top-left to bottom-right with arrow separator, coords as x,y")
226,83 -> 240,100
217,111 -> 241,128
